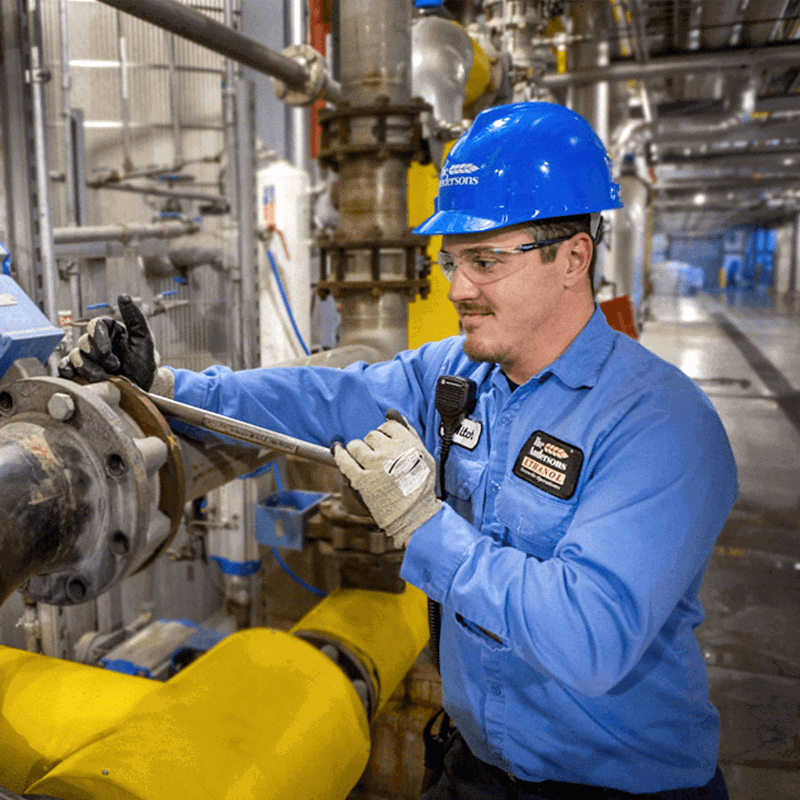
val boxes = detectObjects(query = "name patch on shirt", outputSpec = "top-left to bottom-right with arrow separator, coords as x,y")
513,431 -> 583,500
439,418 -> 482,451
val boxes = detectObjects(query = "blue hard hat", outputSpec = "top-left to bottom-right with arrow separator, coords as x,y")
414,102 -> 624,235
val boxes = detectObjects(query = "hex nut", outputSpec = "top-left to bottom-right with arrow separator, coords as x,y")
47,392 -> 75,421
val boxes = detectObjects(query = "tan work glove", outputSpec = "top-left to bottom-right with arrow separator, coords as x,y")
333,411 -> 442,548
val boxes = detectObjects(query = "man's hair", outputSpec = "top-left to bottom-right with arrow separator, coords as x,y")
515,214 -> 597,289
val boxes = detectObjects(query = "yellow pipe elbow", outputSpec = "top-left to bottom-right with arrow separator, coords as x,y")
25,629 -> 370,800
292,585 -> 429,716
1,588 -> 425,798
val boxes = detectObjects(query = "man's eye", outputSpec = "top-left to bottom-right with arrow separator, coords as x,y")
471,258 -> 498,273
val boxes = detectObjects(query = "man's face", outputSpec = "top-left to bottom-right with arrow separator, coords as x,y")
442,226 -> 576,379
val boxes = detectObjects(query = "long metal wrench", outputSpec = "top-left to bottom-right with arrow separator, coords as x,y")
146,392 -> 337,468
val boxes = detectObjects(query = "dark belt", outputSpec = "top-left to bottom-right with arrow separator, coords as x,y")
485,762 -> 613,799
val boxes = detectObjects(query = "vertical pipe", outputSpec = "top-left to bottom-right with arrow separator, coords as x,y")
116,10 -> 134,172
168,34 -> 184,164
790,212 -> 800,294
58,0 -> 84,321
237,78 -> 258,370
334,0 -> 414,358
568,3 -> 610,146
29,33 -> 59,327
223,0 -> 242,368
58,0 -> 75,227
290,0 -> 309,171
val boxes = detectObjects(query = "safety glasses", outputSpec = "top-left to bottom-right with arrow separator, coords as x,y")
438,235 -> 573,285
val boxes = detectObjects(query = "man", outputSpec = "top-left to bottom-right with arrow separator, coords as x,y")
62,103 -> 737,799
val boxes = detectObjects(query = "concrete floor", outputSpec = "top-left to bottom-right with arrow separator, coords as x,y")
639,289 -> 800,800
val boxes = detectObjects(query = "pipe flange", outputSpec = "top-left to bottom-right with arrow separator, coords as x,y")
316,278 -> 431,299
317,235 -> 432,300
317,98 -> 431,169
294,631 -> 378,720
270,44 -> 327,107
108,376 -> 186,570
0,376 -> 171,605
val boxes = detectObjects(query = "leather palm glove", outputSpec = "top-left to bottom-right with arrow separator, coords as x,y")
58,294 -> 164,392
333,411 -> 442,548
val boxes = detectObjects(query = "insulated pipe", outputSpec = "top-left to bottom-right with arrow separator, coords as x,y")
541,41 -> 800,88
0,587 -> 428,799
1,628 -> 370,799
94,0 -> 342,104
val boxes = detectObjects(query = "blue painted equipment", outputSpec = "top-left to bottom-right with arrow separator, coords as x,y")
255,490 -> 329,550
0,275 -> 63,375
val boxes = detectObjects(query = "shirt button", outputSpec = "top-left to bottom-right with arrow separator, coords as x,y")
490,683 -> 502,696
491,482 -> 499,493
501,415 -> 511,425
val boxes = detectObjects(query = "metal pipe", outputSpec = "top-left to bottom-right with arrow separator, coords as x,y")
52,220 -> 197,246
58,0 -> 85,321
541,41 -> 800,88
290,0 -> 309,171
791,212 -> 800,294
236,79 -> 258,370
86,180 -> 229,209
94,0 -> 342,104
0,426 -> 77,606
29,35 -> 59,327
58,0 -> 75,227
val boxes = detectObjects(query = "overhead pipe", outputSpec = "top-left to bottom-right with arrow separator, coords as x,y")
541,41 -> 800,88
94,0 -> 342,105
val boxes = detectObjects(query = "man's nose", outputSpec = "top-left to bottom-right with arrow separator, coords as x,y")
447,265 -> 481,302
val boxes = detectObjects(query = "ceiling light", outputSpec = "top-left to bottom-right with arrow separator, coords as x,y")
693,193 -> 707,205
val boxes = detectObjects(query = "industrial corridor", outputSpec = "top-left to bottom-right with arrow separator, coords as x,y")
0,0 -> 799,797
639,289 -> 800,800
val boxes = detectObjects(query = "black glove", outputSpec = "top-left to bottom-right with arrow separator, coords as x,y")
58,294 -> 158,391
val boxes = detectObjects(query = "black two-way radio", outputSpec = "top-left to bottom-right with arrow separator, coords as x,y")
435,375 -> 477,501
428,375 -> 477,677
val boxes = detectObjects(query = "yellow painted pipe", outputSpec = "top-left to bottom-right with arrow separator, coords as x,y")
0,646 -> 157,793
0,586 -> 426,799
291,585 -> 430,716
464,36 -> 491,106
23,629 -> 370,800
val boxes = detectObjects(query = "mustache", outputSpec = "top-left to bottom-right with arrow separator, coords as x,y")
456,303 -> 493,315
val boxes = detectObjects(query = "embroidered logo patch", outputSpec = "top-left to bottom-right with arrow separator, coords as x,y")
439,418 -> 482,451
513,431 -> 583,500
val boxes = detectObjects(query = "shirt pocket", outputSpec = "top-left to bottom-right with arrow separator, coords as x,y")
437,448 -> 485,526
495,479 -> 577,559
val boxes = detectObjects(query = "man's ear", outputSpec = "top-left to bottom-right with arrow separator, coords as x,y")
563,233 -> 593,287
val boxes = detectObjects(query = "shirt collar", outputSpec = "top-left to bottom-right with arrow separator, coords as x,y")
534,304 -> 615,390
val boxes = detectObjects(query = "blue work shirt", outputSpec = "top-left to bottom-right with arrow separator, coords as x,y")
171,305 -> 738,793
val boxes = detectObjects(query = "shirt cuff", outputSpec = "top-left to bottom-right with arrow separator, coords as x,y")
400,503 -> 479,603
